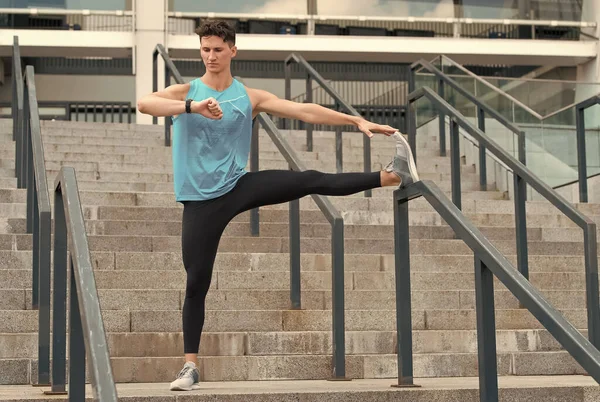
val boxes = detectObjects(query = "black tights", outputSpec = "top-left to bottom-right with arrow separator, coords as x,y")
181,169 -> 382,354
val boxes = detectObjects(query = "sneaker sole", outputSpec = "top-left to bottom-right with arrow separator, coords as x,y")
170,384 -> 201,391
394,132 -> 420,182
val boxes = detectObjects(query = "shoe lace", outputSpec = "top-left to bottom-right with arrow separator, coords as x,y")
177,366 -> 192,379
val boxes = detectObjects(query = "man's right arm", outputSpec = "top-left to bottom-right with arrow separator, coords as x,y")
137,83 -> 191,117
137,83 -> 224,120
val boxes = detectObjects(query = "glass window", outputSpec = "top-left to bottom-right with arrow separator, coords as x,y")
315,0 -> 454,18
0,0 -> 126,9
171,0 -> 307,14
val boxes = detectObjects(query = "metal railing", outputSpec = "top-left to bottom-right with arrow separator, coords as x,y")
1,101 -> 134,123
0,8 -> 133,32
393,179 -> 600,400
167,11 -> 595,40
13,37 -> 52,386
152,44 -> 184,146
12,36 -> 117,400
574,95 -> 600,203
408,85 -> 600,352
151,45 -> 349,378
285,52 -> 373,197
250,114 -> 347,379
52,167 -> 118,400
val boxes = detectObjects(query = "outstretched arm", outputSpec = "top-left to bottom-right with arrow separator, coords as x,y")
247,87 -> 397,138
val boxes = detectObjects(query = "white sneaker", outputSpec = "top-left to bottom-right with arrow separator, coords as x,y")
385,132 -> 420,188
169,361 -> 200,391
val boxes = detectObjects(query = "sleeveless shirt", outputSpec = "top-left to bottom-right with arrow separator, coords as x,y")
172,78 -> 252,202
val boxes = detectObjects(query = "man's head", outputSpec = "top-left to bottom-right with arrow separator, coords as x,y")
196,20 -> 237,73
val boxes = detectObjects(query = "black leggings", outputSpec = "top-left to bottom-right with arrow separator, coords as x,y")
181,169 -> 382,354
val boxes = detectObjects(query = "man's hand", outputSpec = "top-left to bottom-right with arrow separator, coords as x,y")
191,97 -> 223,120
357,119 -> 398,138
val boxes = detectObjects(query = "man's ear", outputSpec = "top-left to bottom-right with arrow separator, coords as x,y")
230,45 -> 238,58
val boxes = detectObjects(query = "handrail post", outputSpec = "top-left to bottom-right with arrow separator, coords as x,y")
335,102 -> 343,173
305,73 -> 313,152
450,119 -> 462,210
584,224 -> 600,349
475,256 -> 499,402
391,192 -> 418,388
250,119 -> 260,236
152,48 -> 159,125
438,79 -> 447,157
575,105 -> 588,203
25,83 -> 33,234
363,126 -> 372,198
38,205 -> 52,386
49,185 -> 68,395
407,95 -> 418,165
514,131 -> 529,280
331,218 -> 346,379
164,69 -> 171,146
68,255 -> 86,400
284,60 -> 292,131
289,195 -> 301,309
477,107 -> 488,191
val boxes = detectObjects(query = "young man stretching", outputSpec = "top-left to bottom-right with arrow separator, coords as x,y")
137,19 -> 419,391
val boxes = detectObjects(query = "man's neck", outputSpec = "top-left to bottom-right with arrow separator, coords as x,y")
201,71 -> 234,92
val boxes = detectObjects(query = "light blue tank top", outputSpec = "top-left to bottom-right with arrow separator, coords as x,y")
172,78 -> 252,202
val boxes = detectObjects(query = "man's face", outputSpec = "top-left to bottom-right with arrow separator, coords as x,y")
200,35 -> 237,73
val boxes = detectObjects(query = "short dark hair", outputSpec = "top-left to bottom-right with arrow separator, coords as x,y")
195,20 -> 236,45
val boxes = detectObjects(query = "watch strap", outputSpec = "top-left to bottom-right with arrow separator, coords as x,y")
185,98 -> 193,114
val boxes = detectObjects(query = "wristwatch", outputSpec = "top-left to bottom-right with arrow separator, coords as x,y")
185,99 -> 193,114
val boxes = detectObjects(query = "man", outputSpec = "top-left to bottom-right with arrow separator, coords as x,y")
137,19 -> 419,391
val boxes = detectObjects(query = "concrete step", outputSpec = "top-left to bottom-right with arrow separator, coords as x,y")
1,376 -> 598,401
0,267 -> 589,292
0,308 -> 588,333
0,251 -> 584,274
0,350 -> 588,384
0,328 -> 587,360
0,218 -> 544,242
0,233 -> 588,255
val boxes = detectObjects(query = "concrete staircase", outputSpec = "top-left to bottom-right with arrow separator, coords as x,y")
0,118 -> 599,400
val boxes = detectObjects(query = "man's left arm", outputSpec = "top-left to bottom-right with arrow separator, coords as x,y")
248,87 -> 397,138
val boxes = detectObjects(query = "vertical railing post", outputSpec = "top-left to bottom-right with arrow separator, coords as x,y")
284,61 -> 292,131
392,193 -> 417,388
305,73 -> 313,152
26,90 -> 34,234
450,119 -> 462,210
152,48 -> 158,125
331,218 -> 346,379
438,79 -> 447,157
575,105 -> 588,203
363,120 -> 372,198
68,256 -> 86,400
32,183 -> 39,308
514,131 -> 529,280
477,107 -> 488,191
250,119 -> 260,236
584,224 -> 600,349
335,102 -> 343,173
49,186 -> 67,394
289,194 -> 301,309
474,257 -> 499,402
407,99 -> 418,166
164,69 -> 171,146
38,206 -> 51,386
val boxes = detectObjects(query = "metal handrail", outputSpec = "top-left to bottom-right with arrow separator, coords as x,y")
152,44 -> 184,146
434,55 -> 598,120
408,85 -> 600,353
392,179 -> 600,399
0,8 -> 133,16
285,52 -> 373,197
13,36 -> 52,387
166,11 -> 595,28
433,55 -> 544,120
151,45 -> 349,379
53,167 -> 118,401
575,95 -> 600,203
